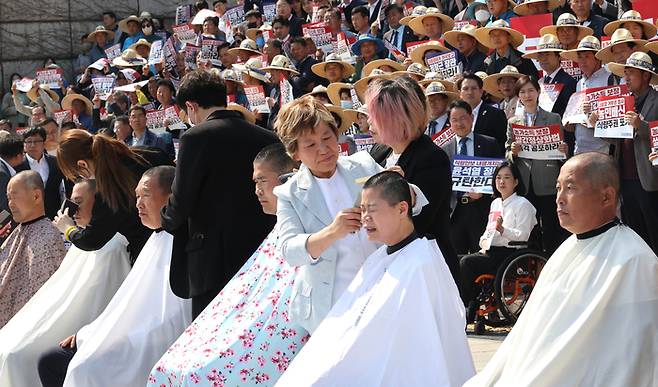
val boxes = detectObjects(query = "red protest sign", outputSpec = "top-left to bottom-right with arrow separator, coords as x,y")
406,40 -> 430,57
594,95 -> 634,139
36,68 -> 63,89
633,0 -> 658,24
432,127 -> 455,147
538,83 -> 564,112
512,124 -> 565,160
510,13 -> 552,38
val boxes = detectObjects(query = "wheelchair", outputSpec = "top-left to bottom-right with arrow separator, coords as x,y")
468,241 -> 549,335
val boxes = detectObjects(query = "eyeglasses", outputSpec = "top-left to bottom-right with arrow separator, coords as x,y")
24,140 -> 44,146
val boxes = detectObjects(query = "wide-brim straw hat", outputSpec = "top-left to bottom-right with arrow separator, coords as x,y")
324,104 -> 355,133
311,54 -> 356,79
408,11 -> 455,37
560,35 -> 601,62
539,13 -> 594,41
262,55 -> 300,75
191,9 -> 221,25
227,39 -> 262,57
400,5 -> 427,26
604,10 -> 657,38
513,0 -> 562,16
351,34 -> 386,57
410,40 -> 450,65
418,71 -> 456,91
392,62 -> 428,78
233,57 -> 271,83
27,85 -> 60,103
475,19 -> 525,49
88,25 -> 115,42
227,103 -> 256,124
307,85 -> 329,99
523,33 -> 563,59
118,15 -> 141,34
129,38 -> 152,52
444,24 -> 489,53
362,59 -> 406,77
112,48 -> 147,67
483,65 -> 523,99
222,69 -> 243,84
354,69 -> 392,101
246,24 -> 273,41
646,41 -> 658,56
608,51 -> 658,85
595,28 -> 647,64
424,81 -> 459,101
62,93 -> 93,116
327,82 -> 355,106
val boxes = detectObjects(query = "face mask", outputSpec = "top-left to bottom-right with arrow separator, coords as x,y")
475,9 -> 490,24
340,100 -> 353,109
143,26 -> 153,35
256,36 -> 265,49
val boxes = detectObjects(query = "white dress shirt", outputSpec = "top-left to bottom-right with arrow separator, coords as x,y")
26,154 -> 49,184
454,131 -> 475,156
575,66 -> 612,154
480,193 -> 538,250
389,24 -> 405,51
471,100 -> 483,128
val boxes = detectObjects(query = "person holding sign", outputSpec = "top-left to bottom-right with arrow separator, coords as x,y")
87,26 -> 115,63
443,23 -> 488,74
507,76 -> 569,253
459,161 -> 537,309
474,19 -> 538,78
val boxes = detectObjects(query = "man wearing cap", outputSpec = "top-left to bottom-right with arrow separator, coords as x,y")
540,13 -> 594,51
444,24 -> 487,74
350,34 -> 387,81
120,15 -> 146,51
382,4 -> 417,55
312,53 -> 356,84
569,0 -> 609,38
476,20 -> 539,78
595,28 -> 646,76
425,82 -> 458,137
289,37 -> 328,97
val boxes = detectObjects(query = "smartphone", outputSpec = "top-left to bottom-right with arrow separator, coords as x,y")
0,210 -> 10,228
60,199 -> 79,217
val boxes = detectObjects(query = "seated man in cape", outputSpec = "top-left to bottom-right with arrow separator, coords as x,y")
464,152 -> 658,387
0,170 -> 67,328
0,178 -> 130,387
37,166 -> 192,387
276,171 -> 475,387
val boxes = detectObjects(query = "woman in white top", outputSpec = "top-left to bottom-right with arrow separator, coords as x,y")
459,161 -> 537,308
273,96 -> 426,333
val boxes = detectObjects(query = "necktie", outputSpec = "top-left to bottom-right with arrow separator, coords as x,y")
428,120 -> 438,136
459,137 -> 469,156
391,29 -> 399,48
544,75 -> 552,84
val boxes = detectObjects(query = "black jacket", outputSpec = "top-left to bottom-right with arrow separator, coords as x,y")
162,110 -> 279,298
485,48 -> 539,79
291,56 -> 329,97
545,68 -> 577,117
19,154 -> 65,219
473,103 -> 508,152
369,135 -> 460,287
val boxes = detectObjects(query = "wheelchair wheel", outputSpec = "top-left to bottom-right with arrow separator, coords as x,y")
494,250 -> 548,323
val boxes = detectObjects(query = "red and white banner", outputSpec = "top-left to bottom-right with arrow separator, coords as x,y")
481,200 -> 503,251
245,85 -> 270,113
425,50 -> 459,79
333,32 -> 354,64
538,83 -> 564,112
164,106 -> 187,130
560,60 -> 582,81
650,121 -> 658,166
303,22 -> 334,54
53,110 -> 73,126
36,68 -> 63,89
173,24 -> 198,46
406,40 -> 430,57
431,127 -> 455,147
562,84 -> 629,125
594,95 -> 635,139
512,124 -> 566,160
146,109 -> 167,133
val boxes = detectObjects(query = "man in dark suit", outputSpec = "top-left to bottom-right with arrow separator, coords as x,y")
162,69 -> 279,318
276,0 -> 304,37
289,37 -> 328,97
441,100 -> 503,255
570,0 -> 609,38
381,4 -> 417,56
366,0 -> 383,26
0,133 -> 25,215
19,127 -> 65,220
341,0 -> 366,31
127,106 -> 176,159
457,73 -> 508,152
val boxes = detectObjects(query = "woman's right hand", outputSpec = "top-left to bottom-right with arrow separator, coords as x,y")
511,142 -> 521,157
328,208 -> 362,239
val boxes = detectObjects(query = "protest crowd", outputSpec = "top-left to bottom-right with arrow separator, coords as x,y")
1,0 -> 658,385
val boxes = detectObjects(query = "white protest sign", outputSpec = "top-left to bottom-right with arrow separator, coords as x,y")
538,83 -> 563,112
245,85 -> 270,113
148,40 -> 165,65
280,77 -> 295,106
594,95 -> 634,139
36,68 -> 63,89
104,44 -> 122,61
146,109 -> 167,133
512,124 -> 566,160
173,24 -> 198,46
481,200 -> 503,251
425,50 -> 459,80
91,77 -> 115,100
451,156 -> 505,195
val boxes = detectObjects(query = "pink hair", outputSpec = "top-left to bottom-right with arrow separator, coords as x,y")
365,77 -> 428,145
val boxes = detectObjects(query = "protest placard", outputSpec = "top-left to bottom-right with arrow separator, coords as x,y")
148,40 -> 164,65
263,1 -> 276,22
245,85 -> 270,113
333,33 -> 355,64
451,156 -> 505,195
14,78 -> 33,93
633,0 -> 658,25
280,76 -> 295,106
183,44 -> 200,70
92,77 -> 115,100
425,50 -> 460,80
512,124 -> 566,160
452,20 -> 477,30
560,59 -> 582,81
175,4 -> 194,25
480,200 -> 503,251
562,84 -> 629,125
431,127 -> 455,147
146,109 -> 167,134
338,142 -> 350,156
406,40 -> 430,57
52,110 -> 73,126
173,24 -> 198,46
594,95 -> 634,139
164,106 -> 187,130
382,38 -> 405,60
104,44 -> 122,61
350,88 -> 362,110
538,83 -> 563,112
225,6 -> 245,27
200,39 -> 222,66
303,22 -> 334,54
353,134 -> 375,153
36,68 -> 63,89
650,121 -> 658,166
163,38 -> 181,79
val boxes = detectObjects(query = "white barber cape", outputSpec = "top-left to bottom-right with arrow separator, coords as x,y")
276,236 -> 475,387
63,230 -> 192,387
0,233 -> 130,387
464,220 -> 658,387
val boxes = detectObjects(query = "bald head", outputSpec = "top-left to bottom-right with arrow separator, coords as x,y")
12,170 -> 45,195
565,152 -> 619,197
141,166 -> 175,195
7,170 -> 45,223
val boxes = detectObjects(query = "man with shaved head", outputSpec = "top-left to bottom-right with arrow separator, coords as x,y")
465,152 -> 658,387
0,170 -> 66,328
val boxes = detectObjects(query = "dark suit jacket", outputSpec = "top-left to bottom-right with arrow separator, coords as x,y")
367,0 -> 383,25
369,135 -> 460,287
343,0 -> 366,30
581,13 -> 610,39
19,154 -> 65,219
162,110 -> 279,298
546,68 -> 577,117
474,103 -> 508,152
382,25 -> 417,54
485,48 -> 539,79
0,161 -> 13,213
131,129 -> 176,160
289,15 -> 304,37
291,56 -> 329,97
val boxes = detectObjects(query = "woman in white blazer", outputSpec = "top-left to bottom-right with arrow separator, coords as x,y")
273,96 -> 426,333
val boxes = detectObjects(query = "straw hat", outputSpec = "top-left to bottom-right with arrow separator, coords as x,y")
118,15 -> 141,34
327,82 -> 355,106
513,0 -> 561,17
409,40 -> 450,65
221,69 -> 243,84
483,65 -> 523,99
475,71 -> 489,80
262,55 -> 300,75
362,59 -> 406,77
129,38 -> 152,52
311,53 -> 356,79
595,28 -> 647,64
408,8 -> 455,37
351,34 -> 386,57
27,85 -> 60,103
604,10 -> 657,38
560,35 -> 601,62
246,23 -> 273,41
393,62 -> 428,78
62,94 -> 93,116
522,34 -> 563,59
608,51 -> 658,85
227,103 -> 256,124
444,24 -> 489,53
539,13 -> 594,41
354,68 -> 392,101
324,104 -> 355,133
112,48 -> 147,67
400,5 -> 427,26
475,19 -> 525,49
233,57 -> 271,83
418,71 -> 456,91
228,39 -> 262,57
424,81 -> 459,102
307,85 -> 329,98
87,25 -> 115,42
119,68 -> 140,83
